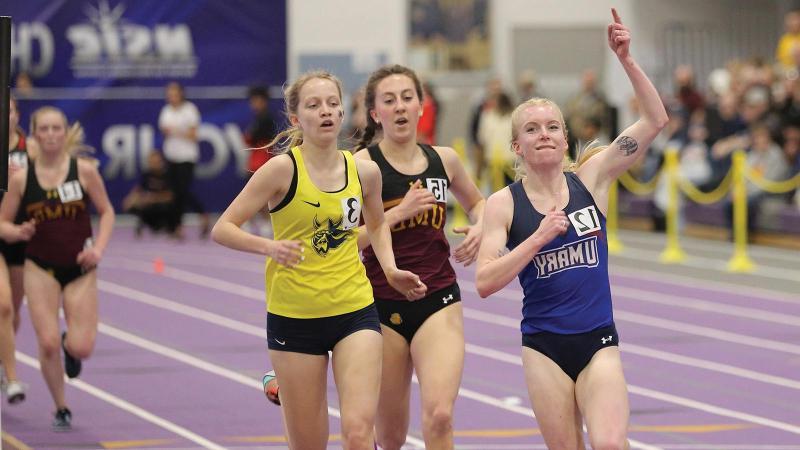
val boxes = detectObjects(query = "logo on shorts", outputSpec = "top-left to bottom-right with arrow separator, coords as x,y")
273,338 -> 286,346
442,294 -> 453,304
390,313 -> 403,325
601,335 -> 613,344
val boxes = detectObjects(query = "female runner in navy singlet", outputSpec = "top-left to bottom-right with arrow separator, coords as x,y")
476,9 -> 667,449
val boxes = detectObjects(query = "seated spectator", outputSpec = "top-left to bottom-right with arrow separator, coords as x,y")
725,123 -> 790,237
477,91 -> 514,189
781,124 -> 800,203
706,92 -> 747,144
564,69 -> 611,155
674,65 -> 705,116
123,151 -> 176,237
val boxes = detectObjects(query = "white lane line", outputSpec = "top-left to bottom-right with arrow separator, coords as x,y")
458,281 -> 800,356
100,280 -> 659,450
462,343 -> 800,435
447,446 -> 800,450
460,308 -> 800,390
99,280 -> 266,337
104,260 -> 800,387
609,266 -> 800,305
618,230 -> 800,264
103,258 -> 264,300
614,310 -> 800,355
612,247 -> 800,283
415,378 -> 679,450
95,286 -> 427,449
620,343 -> 800,391
611,286 -> 800,327
105,252 -> 264,273
14,352 -> 227,450
99,277 -> 797,441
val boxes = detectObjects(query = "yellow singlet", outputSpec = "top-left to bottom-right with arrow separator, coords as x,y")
265,146 -> 373,318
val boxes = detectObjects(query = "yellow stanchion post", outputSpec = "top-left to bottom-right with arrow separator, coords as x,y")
451,138 -> 469,230
659,148 -> 687,263
607,179 -> 623,254
491,152 -> 504,193
727,150 -> 756,272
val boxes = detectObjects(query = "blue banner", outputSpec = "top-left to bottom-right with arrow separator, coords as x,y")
8,0 -> 287,211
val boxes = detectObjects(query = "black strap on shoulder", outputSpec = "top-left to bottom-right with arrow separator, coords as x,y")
418,143 -> 450,184
269,152 -> 298,213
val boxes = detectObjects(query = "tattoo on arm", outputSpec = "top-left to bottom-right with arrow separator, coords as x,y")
616,136 -> 639,156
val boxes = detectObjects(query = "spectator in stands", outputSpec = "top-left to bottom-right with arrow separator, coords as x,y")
158,81 -> 210,239
673,65 -> 705,118
783,124 -> 800,174
781,124 -> 800,203
779,74 -> 800,127
417,81 -> 439,145
776,10 -> 800,72
478,91 -> 515,188
123,151 -> 176,237
711,87 -> 781,187
243,86 -> 278,236
652,123 -> 713,231
706,92 -> 747,145
725,122 -> 790,237
469,77 -> 503,182
564,69 -> 611,155
245,86 -> 278,175
516,69 -> 544,103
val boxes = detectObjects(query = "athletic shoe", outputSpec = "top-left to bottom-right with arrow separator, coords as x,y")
52,408 -> 72,431
5,381 -> 26,404
262,370 -> 280,405
62,332 -> 82,378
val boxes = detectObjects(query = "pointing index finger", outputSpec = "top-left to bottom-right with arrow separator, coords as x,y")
611,8 -> 622,24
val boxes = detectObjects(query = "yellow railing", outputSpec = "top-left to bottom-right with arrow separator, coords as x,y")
460,137 -> 799,272
744,169 -> 800,194
659,148 -> 688,263
451,138 -> 470,229
610,147 -> 799,272
618,170 -> 660,196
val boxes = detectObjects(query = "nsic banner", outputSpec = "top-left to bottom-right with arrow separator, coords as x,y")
8,0 -> 287,211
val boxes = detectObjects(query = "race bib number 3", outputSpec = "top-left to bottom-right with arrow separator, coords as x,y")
341,197 -> 361,230
568,205 -> 601,236
425,178 -> 448,202
57,180 -> 84,203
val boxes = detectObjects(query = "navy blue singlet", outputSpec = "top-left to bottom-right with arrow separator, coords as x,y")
507,172 -> 613,335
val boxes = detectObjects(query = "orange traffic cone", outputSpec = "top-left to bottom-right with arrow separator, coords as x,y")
153,257 -> 165,274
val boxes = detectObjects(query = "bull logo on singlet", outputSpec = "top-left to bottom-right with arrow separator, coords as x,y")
532,236 -> 600,279
311,215 -> 353,257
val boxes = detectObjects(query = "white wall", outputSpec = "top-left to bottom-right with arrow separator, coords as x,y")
287,0 -> 407,80
491,0 -> 623,87
286,0 -> 783,141
492,0 -> 780,125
